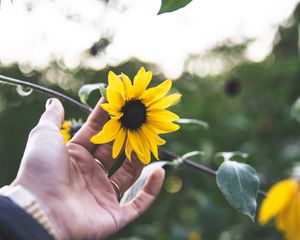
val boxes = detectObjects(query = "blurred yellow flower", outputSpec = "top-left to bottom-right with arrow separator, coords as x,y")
61,120 -> 72,143
188,231 -> 203,240
259,179 -> 300,240
60,120 -> 83,143
90,67 -> 181,164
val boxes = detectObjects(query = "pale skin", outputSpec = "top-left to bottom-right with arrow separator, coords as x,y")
11,98 -> 165,240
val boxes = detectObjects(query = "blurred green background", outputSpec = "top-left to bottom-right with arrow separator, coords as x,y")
1,3 -> 300,240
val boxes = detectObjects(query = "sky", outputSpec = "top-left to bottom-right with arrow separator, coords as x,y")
0,0 -> 299,78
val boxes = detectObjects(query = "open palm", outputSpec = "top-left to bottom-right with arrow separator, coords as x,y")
13,98 -> 165,240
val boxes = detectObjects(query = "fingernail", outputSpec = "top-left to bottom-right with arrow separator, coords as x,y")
45,98 -> 53,109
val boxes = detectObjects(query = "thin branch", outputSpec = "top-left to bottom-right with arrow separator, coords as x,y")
0,74 -> 267,198
159,148 -> 267,197
0,75 -> 92,113
182,158 -> 217,176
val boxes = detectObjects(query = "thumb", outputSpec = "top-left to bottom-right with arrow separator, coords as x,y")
14,99 -> 69,199
120,168 -> 165,226
15,98 -> 66,181
25,97 -> 65,148
39,98 -> 65,129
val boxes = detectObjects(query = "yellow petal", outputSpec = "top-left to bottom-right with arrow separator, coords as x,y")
128,130 -> 151,164
142,124 -> 166,145
61,130 -> 71,143
61,120 -> 72,143
142,79 -> 172,106
133,67 -> 146,85
107,87 -> 125,107
147,109 -> 179,122
140,127 -> 160,160
121,73 -> 133,100
108,71 -> 125,99
138,131 -> 151,164
62,120 -> 72,130
90,118 -> 121,144
275,191 -> 300,239
128,130 -> 144,157
132,68 -> 152,99
148,93 -> 181,110
259,179 -> 298,224
112,128 -> 126,158
125,136 -> 133,161
147,121 -> 180,134
133,152 -> 146,165
100,103 -> 120,116
149,143 -> 159,160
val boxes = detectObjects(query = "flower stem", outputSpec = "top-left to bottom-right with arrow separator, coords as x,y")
0,74 -> 92,113
0,74 -> 267,198
159,148 -> 267,197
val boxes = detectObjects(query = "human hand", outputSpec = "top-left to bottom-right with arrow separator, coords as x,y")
12,98 -> 165,240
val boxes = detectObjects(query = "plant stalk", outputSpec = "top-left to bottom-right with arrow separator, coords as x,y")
0,74 -> 267,198
0,75 -> 92,113
158,149 -> 267,197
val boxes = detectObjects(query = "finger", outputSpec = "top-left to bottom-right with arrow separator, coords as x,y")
120,168 -> 165,224
92,142 -> 115,171
110,155 -> 145,197
28,98 -> 65,141
70,98 -> 109,152
39,98 -> 64,129
18,98 -> 67,176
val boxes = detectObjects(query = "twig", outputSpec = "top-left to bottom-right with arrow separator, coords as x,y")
0,74 -> 267,198
159,148 -> 267,197
0,75 -> 92,113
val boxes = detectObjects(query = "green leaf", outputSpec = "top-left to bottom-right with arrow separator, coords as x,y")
216,160 -> 259,221
158,0 -> 193,14
70,119 -> 84,131
16,85 -> 33,97
215,151 -> 249,163
182,151 -> 204,159
176,118 -> 209,129
99,85 -> 107,100
171,151 -> 204,167
291,96 -> 300,123
78,83 -> 106,105
120,161 -> 170,204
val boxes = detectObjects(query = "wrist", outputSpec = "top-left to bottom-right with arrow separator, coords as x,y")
37,192 -> 71,240
0,184 -> 66,240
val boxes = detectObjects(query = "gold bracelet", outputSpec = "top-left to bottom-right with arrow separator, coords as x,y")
0,185 -> 57,239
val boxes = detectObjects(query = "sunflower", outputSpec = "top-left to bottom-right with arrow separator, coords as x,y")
61,120 -> 83,143
90,67 -> 181,164
259,179 -> 300,240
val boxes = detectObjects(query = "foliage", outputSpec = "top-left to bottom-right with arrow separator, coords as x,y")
0,2 -> 300,240
121,161 -> 171,205
216,159 -> 259,221
78,83 -> 106,106
158,0 -> 193,14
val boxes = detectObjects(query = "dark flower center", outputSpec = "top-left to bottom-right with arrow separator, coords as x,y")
120,99 -> 147,130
